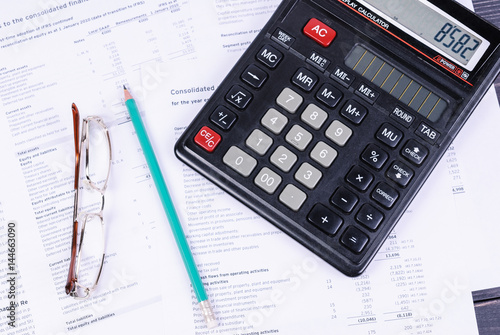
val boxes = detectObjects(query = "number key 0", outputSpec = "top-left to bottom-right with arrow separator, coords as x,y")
223,146 -> 257,177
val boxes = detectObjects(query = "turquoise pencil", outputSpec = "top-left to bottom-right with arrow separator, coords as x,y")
124,86 -> 217,328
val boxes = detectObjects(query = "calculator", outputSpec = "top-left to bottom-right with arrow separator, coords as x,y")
175,0 -> 500,276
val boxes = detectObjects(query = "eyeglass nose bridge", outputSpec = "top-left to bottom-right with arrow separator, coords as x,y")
78,186 -> 106,215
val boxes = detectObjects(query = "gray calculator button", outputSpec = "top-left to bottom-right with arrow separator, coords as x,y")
310,141 -> 337,168
286,125 -> 313,151
270,146 -> 297,172
279,184 -> 307,211
295,162 -> 322,189
276,87 -> 303,113
246,129 -> 273,155
301,104 -> 328,130
261,108 -> 288,134
325,120 -> 352,146
223,146 -> 257,177
254,167 -> 282,194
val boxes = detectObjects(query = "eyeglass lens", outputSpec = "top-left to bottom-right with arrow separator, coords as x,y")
73,213 -> 105,297
83,118 -> 111,191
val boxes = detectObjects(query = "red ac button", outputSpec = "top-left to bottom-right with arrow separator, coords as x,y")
303,18 -> 336,47
194,126 -> 221,152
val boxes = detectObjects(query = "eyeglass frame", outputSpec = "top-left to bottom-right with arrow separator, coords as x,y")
65,103 -> 112,299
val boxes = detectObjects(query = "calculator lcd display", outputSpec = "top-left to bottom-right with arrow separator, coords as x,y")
345,45 -> 447,122
358,0 -> 489,70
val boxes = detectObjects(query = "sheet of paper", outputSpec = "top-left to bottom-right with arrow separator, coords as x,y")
0,0 -> 266,334
0,0 -> 198,333
139,50 -> 483,333
448,86 -> 500,291
450,0 -> 500,291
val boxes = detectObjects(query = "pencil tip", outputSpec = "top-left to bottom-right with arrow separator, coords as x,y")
124,86 -> 133,100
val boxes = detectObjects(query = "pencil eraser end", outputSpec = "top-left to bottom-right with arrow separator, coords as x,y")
206,320 -> 218,329
199,300 -> 217,329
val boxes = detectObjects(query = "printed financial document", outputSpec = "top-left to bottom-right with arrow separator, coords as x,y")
0,0 -> 498,334
140,51 -> 499,334
0,0 -> 278,334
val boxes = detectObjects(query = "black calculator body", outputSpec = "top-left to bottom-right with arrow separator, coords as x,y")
175,0 -> 500,276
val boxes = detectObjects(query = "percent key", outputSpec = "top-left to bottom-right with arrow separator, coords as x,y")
361,144 -> 388,170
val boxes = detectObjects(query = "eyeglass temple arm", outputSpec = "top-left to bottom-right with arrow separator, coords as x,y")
72,103 -> 80,191
65,103 -> 81,295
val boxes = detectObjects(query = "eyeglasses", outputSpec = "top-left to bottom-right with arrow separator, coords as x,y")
66,103 -> 112,299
